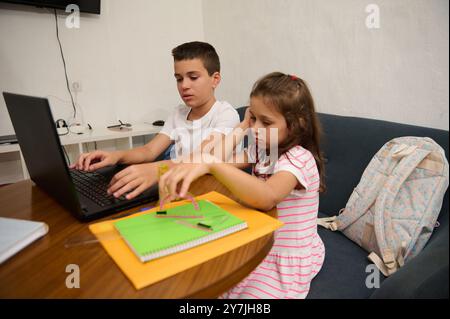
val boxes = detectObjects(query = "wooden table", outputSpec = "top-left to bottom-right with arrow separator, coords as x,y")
0,176 -> 275,298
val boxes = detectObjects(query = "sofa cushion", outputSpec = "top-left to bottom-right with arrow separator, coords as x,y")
307,212 -> 386,299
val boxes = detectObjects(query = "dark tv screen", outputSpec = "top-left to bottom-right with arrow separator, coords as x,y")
0,0 -> 101,14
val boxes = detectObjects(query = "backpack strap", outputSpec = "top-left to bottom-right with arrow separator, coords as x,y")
368,241 -> 407,276
368,252 -> 391,277
371,147 -> 431,276
317,216 -> 338,230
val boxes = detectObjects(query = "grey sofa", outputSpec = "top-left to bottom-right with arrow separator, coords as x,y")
236,107 -> 449,299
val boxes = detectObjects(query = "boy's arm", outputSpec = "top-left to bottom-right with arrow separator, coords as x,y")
120,107 -> 175,164
117,133 -> 172,164
71,133 -> 172,171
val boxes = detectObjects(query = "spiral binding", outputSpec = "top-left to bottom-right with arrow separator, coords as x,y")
137,222 -> 248,262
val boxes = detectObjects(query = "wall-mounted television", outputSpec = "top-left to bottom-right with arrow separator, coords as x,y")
0,0 -> 101,14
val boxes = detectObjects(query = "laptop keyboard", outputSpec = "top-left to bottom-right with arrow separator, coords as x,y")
70,169 -> 126,207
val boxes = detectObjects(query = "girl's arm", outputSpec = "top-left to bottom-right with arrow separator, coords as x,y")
159,156 -> 298,211
182,108 -> 251,164
209,163 -> 298,211
219,109 -> 251,163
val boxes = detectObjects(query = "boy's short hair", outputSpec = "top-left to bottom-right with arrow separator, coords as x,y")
172,41 -> 220,76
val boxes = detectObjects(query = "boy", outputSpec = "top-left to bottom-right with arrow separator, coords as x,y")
70,41 -> 240,200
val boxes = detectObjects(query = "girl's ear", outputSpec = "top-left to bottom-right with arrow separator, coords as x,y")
212,72 -> 221,89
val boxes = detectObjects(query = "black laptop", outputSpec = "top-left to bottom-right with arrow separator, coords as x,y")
3,92 -> 159,221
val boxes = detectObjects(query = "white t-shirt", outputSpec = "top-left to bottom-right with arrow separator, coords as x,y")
159,100 -> 240,159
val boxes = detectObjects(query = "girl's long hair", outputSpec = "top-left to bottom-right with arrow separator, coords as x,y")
250,72 -> 326,192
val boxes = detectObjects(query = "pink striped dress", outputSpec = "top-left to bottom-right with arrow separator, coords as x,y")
220,145 -> 325,299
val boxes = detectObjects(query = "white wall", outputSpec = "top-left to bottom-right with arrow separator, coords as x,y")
0,0 -> 204,136
202,0 -> 449,130
1,0 -> 448,136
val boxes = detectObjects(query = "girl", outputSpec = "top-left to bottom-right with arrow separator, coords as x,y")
159,72 -> 326,299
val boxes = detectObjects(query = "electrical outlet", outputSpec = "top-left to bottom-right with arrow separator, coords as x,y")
72,81 -> 82,93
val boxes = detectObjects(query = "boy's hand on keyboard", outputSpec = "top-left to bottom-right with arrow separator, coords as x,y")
70,150 -> 120,171
107,163 -> 158,200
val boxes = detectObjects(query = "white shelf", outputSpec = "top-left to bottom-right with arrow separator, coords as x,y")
59,123 -> 161,145
0,123 -> 161,184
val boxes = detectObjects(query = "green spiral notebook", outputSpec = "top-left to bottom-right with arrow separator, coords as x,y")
114,200 -> 248,263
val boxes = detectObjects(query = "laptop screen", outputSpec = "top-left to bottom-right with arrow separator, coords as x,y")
3,92 -> 82,217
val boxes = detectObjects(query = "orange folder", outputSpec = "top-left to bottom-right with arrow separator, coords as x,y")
89,191 -> 283,290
